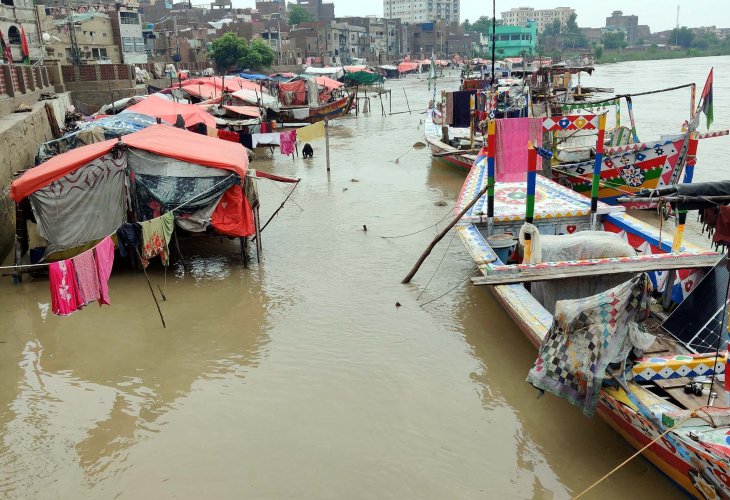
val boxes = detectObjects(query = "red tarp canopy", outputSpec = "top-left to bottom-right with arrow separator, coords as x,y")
279,80 -> 307,105
344,65 -> 369,73
10,125 -> 248,201
222,105 -> 261,118
122,95 -> 217,130
398,62 -> 419,73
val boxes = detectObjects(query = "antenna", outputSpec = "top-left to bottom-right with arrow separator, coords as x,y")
676,4 -> 680,29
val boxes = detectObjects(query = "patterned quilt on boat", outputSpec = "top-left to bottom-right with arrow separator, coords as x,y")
526,274 -> 651,416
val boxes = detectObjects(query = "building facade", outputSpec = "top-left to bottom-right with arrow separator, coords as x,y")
295,0 -> 334,23
383,0 -> 459,24
1,0 -> 43,63
605,10 -> 639,44
501,6 -> 574,33
490,21 -> 537,57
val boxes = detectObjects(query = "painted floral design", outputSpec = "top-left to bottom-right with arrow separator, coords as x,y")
621,165 -> 645,187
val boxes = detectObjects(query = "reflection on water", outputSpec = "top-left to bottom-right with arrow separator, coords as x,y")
2,58 -> 724,498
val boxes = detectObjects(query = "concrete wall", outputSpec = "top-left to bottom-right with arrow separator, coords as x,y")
0,93 -> 71,259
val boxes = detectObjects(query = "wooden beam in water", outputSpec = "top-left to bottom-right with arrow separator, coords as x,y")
471,254 -> 719,286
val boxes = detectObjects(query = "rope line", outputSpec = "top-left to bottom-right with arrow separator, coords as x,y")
418,270 -> 475,308
416,227 -> 457,301
381,208 -> 455,239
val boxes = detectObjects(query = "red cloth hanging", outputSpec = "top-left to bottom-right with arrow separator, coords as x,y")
217,129 -> 240,143
210,185 -> 255,237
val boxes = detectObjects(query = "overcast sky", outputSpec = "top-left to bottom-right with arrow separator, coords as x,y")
237,1 -> 730,33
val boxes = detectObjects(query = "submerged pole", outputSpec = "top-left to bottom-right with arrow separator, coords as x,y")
523,142 -> 538,263
403,88 -> 412,114
590,114 -> 608,230
325,118 -> 331,172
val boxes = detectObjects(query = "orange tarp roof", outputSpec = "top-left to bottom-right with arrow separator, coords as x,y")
313,76 -> 343,90
222,105 -> 261,118
122,95 -> 217,130
182,76 -> 265,93
10,125 -> 248,201
398,62 -> 419,73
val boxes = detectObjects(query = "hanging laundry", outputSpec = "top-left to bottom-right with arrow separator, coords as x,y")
296,121 -> 325,143
72,249 -> 101,306
251,133 -> 280,148
116,223 -> 142,258
260,121 -> 271,133
139,212 -> 175,267
713,205 -> 730,249
94,236 -> 115,306
217,129 -> 239,143
280,130 -> 297,156
49,260 -> 83,316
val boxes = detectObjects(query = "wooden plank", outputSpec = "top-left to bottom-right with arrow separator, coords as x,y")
471,254 -> 719,286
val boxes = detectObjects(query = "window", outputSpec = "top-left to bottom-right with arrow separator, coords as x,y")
510,34 -> 520,40
122,37 -> 134,52
1,0 -> 14,6
8,26 -> 20,44
92,47 -> 108,58
103,33 -> 107,38
120,12 -> 139,24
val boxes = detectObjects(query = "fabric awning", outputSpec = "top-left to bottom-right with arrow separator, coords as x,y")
222,105 -> 261,118
121,94 -> 217,131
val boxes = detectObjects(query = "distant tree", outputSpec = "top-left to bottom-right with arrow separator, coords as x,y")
288,4 -> 313,26
243,38 -> 275,68
210,32 -> 247,71
594,45 -> 603,59
691,31 -> 718,50
468,16 -> 500,36
601,31 -> 627,50
668,26 -> 694,48
462,18 -> 471,32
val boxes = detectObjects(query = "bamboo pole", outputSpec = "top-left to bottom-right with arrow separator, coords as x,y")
523,143 -> 538,263
486,119 -> 496,236
590,114 -> 608,230
402,181 -> 493,284
403,88 -> 412,114
469,94 -> 475,149
133,248 -> 166,328
625,96 -> 639,143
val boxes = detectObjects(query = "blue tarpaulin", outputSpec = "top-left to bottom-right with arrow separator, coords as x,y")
239,73 -> 271,81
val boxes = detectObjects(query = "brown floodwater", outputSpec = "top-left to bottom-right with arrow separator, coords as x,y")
4,56 -> 729,499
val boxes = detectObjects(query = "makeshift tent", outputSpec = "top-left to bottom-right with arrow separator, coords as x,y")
304,66 -> 344,79
11,125 -> 255,258
397,62 -> 419,74
269,72 -> 295,82
222,105 -> 261,118
231,88 -> 280,111
96,95 -> 147,115
180,76 -> 264,93
311,76 -> 343,90
343,71 -> 384,86
121,94 -> 217,131
343,65 -> 367,73
37,113 -> 157,163
279,78 -> 320,106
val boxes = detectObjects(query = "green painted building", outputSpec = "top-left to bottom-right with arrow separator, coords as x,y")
490,21 -> 537,57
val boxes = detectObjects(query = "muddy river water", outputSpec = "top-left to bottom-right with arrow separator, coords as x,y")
2,56 -> 729,498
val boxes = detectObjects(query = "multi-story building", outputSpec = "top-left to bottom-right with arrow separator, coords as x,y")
36,3 -> 146,64
401,20 -> 480,59
383,0 -> 460,24
490,21 -> 537,57
295,0 -> 334,23
1,0 -> 43,63
339,16 -> 401,64
605,10 -> 639,44
256,0 -> 286,18
501,6 -> 574,33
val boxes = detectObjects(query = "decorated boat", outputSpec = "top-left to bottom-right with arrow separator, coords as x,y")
443,114 -> 730,497
275,93 -> 356,124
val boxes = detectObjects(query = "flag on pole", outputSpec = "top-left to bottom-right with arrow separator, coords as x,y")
20,25 -> 30,64
428,53 -> 436,91
700,67 -> 714,129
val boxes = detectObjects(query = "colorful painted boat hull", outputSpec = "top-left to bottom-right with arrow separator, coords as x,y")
276,94 -> 356,124
456,156 -> 729,499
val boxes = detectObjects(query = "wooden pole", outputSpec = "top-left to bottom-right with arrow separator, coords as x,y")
402,181 -> 493,284
134,248 -> 166,328
380,93 -> 385,116
590,113 -> 608,230
625,96 -> 639,143
325,118 -> 331,172
389,89 -> 392,114
523,142 -> 538,263
469,94 -> 475,149
254,206 -> 262,259
403,87 -> 412,114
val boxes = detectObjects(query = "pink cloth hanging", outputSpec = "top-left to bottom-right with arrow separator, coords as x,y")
279,129 -> 296,156
94,236 -> 115,306
495,117 -> 544,182
49,260 -> 83,316
73,249 -> 101,306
